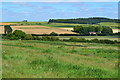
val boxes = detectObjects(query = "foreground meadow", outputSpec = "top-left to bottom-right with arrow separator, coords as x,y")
2,40 -> 118,78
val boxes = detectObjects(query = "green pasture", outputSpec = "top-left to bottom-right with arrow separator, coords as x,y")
58,36 -> 119,41
98,22 -> 119,29
2,40 -> 118,78
36,36 -> 119,41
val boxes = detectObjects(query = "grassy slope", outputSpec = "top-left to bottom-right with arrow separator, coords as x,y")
98,22 -> 119,29
98,22 -> 119,26
2,40 -> 118,78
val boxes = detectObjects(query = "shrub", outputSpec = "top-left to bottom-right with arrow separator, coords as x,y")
32,36 -> 42,40
49,32 -> 58,36
91,39 -> 115,44
24,34 -> 33,40
91,38 -> 99,43
69,37 -> 79,42
41,36 -> 59,41
69,37 -> 86,42
13,30 -> 26,39
42,36 -> 51,41
4,33 -> 18,40
50,36 -> 59,41
99,39 -> 115,44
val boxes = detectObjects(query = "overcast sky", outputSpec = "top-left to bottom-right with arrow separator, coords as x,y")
1,2 -> 118,22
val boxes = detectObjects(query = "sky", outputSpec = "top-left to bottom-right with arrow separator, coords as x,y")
1,0 -> 119,2
1,2 -> 119,22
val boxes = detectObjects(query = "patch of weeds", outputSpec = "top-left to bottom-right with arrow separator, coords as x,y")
69,49 -> 78,53
3,55 -> 22,60
42,49 -> 53,53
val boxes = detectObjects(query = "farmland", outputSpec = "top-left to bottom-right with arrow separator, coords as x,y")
0,22 -> 120,34
2,40 -> 119,78
1,1 -> 120,78
1,21 -> 119,78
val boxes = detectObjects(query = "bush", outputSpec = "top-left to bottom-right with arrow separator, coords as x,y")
13,30 -> 26,39
42,36 -> 51,41
3,30 -> 26,40
69,37 -> 86,42
69,37 -> 79,42
91,38 -> 99,43
24,34 -> 33,40
41,36 -> 59,41
5,33 -> 18,40
49,32 -> 58,36
32,36 -> 42,40
99,39 -> 115,44
50,36 -> 59,41
91,39 -> 116,44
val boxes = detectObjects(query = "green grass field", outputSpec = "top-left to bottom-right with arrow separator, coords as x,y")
2,40 -> 118,78
98,22 -> 119,29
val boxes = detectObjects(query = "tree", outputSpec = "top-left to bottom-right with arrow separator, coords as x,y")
101,27 -> 113,34
74,25 -> 82,33
23,20 -> 27,22
95,26 -> 103,33
88,26 -> 95,32
82,27 -> 89,34
4,25 -> 13,34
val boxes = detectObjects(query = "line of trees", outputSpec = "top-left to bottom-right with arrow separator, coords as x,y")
73,25 -> 113,34
48,17 -> 120,24
2,31 -> 119,44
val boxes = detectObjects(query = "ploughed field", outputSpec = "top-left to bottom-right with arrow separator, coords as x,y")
2,40 -> 118,78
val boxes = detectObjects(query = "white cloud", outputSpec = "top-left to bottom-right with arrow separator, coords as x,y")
1,0 -> 119,2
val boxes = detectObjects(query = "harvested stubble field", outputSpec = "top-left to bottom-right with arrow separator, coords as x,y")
0,23 -> 16,25
0,25 -> 76,34
2,40 -> 118,78
0,25 -> 119,34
